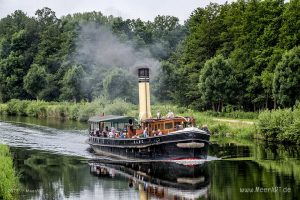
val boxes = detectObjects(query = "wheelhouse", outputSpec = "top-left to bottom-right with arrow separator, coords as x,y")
137,116 -> 196,136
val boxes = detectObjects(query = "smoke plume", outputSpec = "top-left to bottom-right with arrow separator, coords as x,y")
75,22 -> 160,77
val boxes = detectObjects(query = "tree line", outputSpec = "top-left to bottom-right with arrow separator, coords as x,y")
0,0 -> 299,112
159,0 -> 300,111
0,7 -> 185,103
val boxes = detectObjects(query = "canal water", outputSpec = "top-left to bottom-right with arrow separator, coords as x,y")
0,115 -> 299,200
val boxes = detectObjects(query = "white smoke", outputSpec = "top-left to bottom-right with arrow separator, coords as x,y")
74,22 -> 160,77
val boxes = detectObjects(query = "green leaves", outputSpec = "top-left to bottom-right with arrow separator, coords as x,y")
273,46 -> 300,107
258,105 -> 300,144
60,65 -> 85,102
199,55 -> 237,111
23,64 -> 47,100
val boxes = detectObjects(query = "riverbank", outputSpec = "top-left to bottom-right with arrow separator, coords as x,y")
1,99 -> 300,144
0,145 -> 18,200
0,99 -> 257,139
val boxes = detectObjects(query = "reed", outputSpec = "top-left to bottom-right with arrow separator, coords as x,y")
0,98 -> 134,122
0,145 -> 18,200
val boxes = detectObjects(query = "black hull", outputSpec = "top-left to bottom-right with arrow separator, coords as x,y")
87,127 -> 210,160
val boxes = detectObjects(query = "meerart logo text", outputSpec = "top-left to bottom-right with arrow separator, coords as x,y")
240,187 -> 291,193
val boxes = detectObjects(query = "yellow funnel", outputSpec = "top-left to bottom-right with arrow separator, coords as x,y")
138,68 -> 151,120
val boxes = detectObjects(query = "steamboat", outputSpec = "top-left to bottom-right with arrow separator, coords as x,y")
87,67 -> 210,160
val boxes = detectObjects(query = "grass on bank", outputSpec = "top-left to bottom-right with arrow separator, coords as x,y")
0,145 -> 18,200
0,98 -> 136,122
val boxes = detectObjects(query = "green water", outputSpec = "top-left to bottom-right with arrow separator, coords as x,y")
0,116 -> 299,200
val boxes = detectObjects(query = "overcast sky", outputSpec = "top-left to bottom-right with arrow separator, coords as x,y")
0,0 -> 232,23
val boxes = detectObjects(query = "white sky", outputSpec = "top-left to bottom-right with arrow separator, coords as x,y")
0,0 -> 232,23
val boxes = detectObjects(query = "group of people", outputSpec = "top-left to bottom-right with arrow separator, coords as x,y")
91,127 -> 163,139
91,127 -> 126,139
131,127 -> 163,138
156,110 -> 174,119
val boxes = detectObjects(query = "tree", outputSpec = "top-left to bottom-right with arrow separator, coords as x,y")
60,65 -> 85,102
23,64 -> 47,100
260,70 -> 274,109
198,55 -> 237,111
278,0 -> 300,49
102,68 -> 138,104
0,10 -> 39,102
273,46 -> 300,107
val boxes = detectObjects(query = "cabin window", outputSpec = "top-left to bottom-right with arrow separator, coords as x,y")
175,122 -> 181,126
165,122 -> 173,129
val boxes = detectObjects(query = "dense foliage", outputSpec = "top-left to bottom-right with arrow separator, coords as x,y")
0,145 -> 18,200
258,103 -> 300,144
159,0 -> 300,111
0,8 -> 185,103
0,0 -> 299,112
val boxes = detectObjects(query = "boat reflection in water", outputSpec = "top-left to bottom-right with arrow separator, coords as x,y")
89,161 -> 210,200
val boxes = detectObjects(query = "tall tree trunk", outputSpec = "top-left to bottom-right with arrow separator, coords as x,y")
265,94 -> 268,109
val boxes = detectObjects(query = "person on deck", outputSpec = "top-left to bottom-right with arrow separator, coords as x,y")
120,131 -> 125,139
156,110 -> 161,119
151,130 -> 156,136
157,129 -> 162,135
108,127 -> 116,138
143,127 -> 148,138
102,126 -> 108,137
166,110 -> 174,118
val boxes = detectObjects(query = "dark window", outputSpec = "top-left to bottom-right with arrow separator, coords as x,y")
138,68 -> 149,77
165,122 -> 173,129
175,122 -> 181,126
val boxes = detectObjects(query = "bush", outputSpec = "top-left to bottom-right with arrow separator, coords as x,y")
0,104 -> 8,115
68,104 -> 80,120
46,104 -> 69,119
6,99 -> 20,115
77,102 -> 102,122
209,124 -> 230,136
103,98 -> 134,116
258,108 -> 300,144
0,145 -> 18,200
6,99 -> 30,116
278,118 -> 300,145
25,101 -> 48,118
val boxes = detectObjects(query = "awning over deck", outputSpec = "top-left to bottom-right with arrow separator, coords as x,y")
88,115 -> 134,123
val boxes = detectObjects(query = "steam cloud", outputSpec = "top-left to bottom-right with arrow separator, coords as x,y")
74,23 -> 160,77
